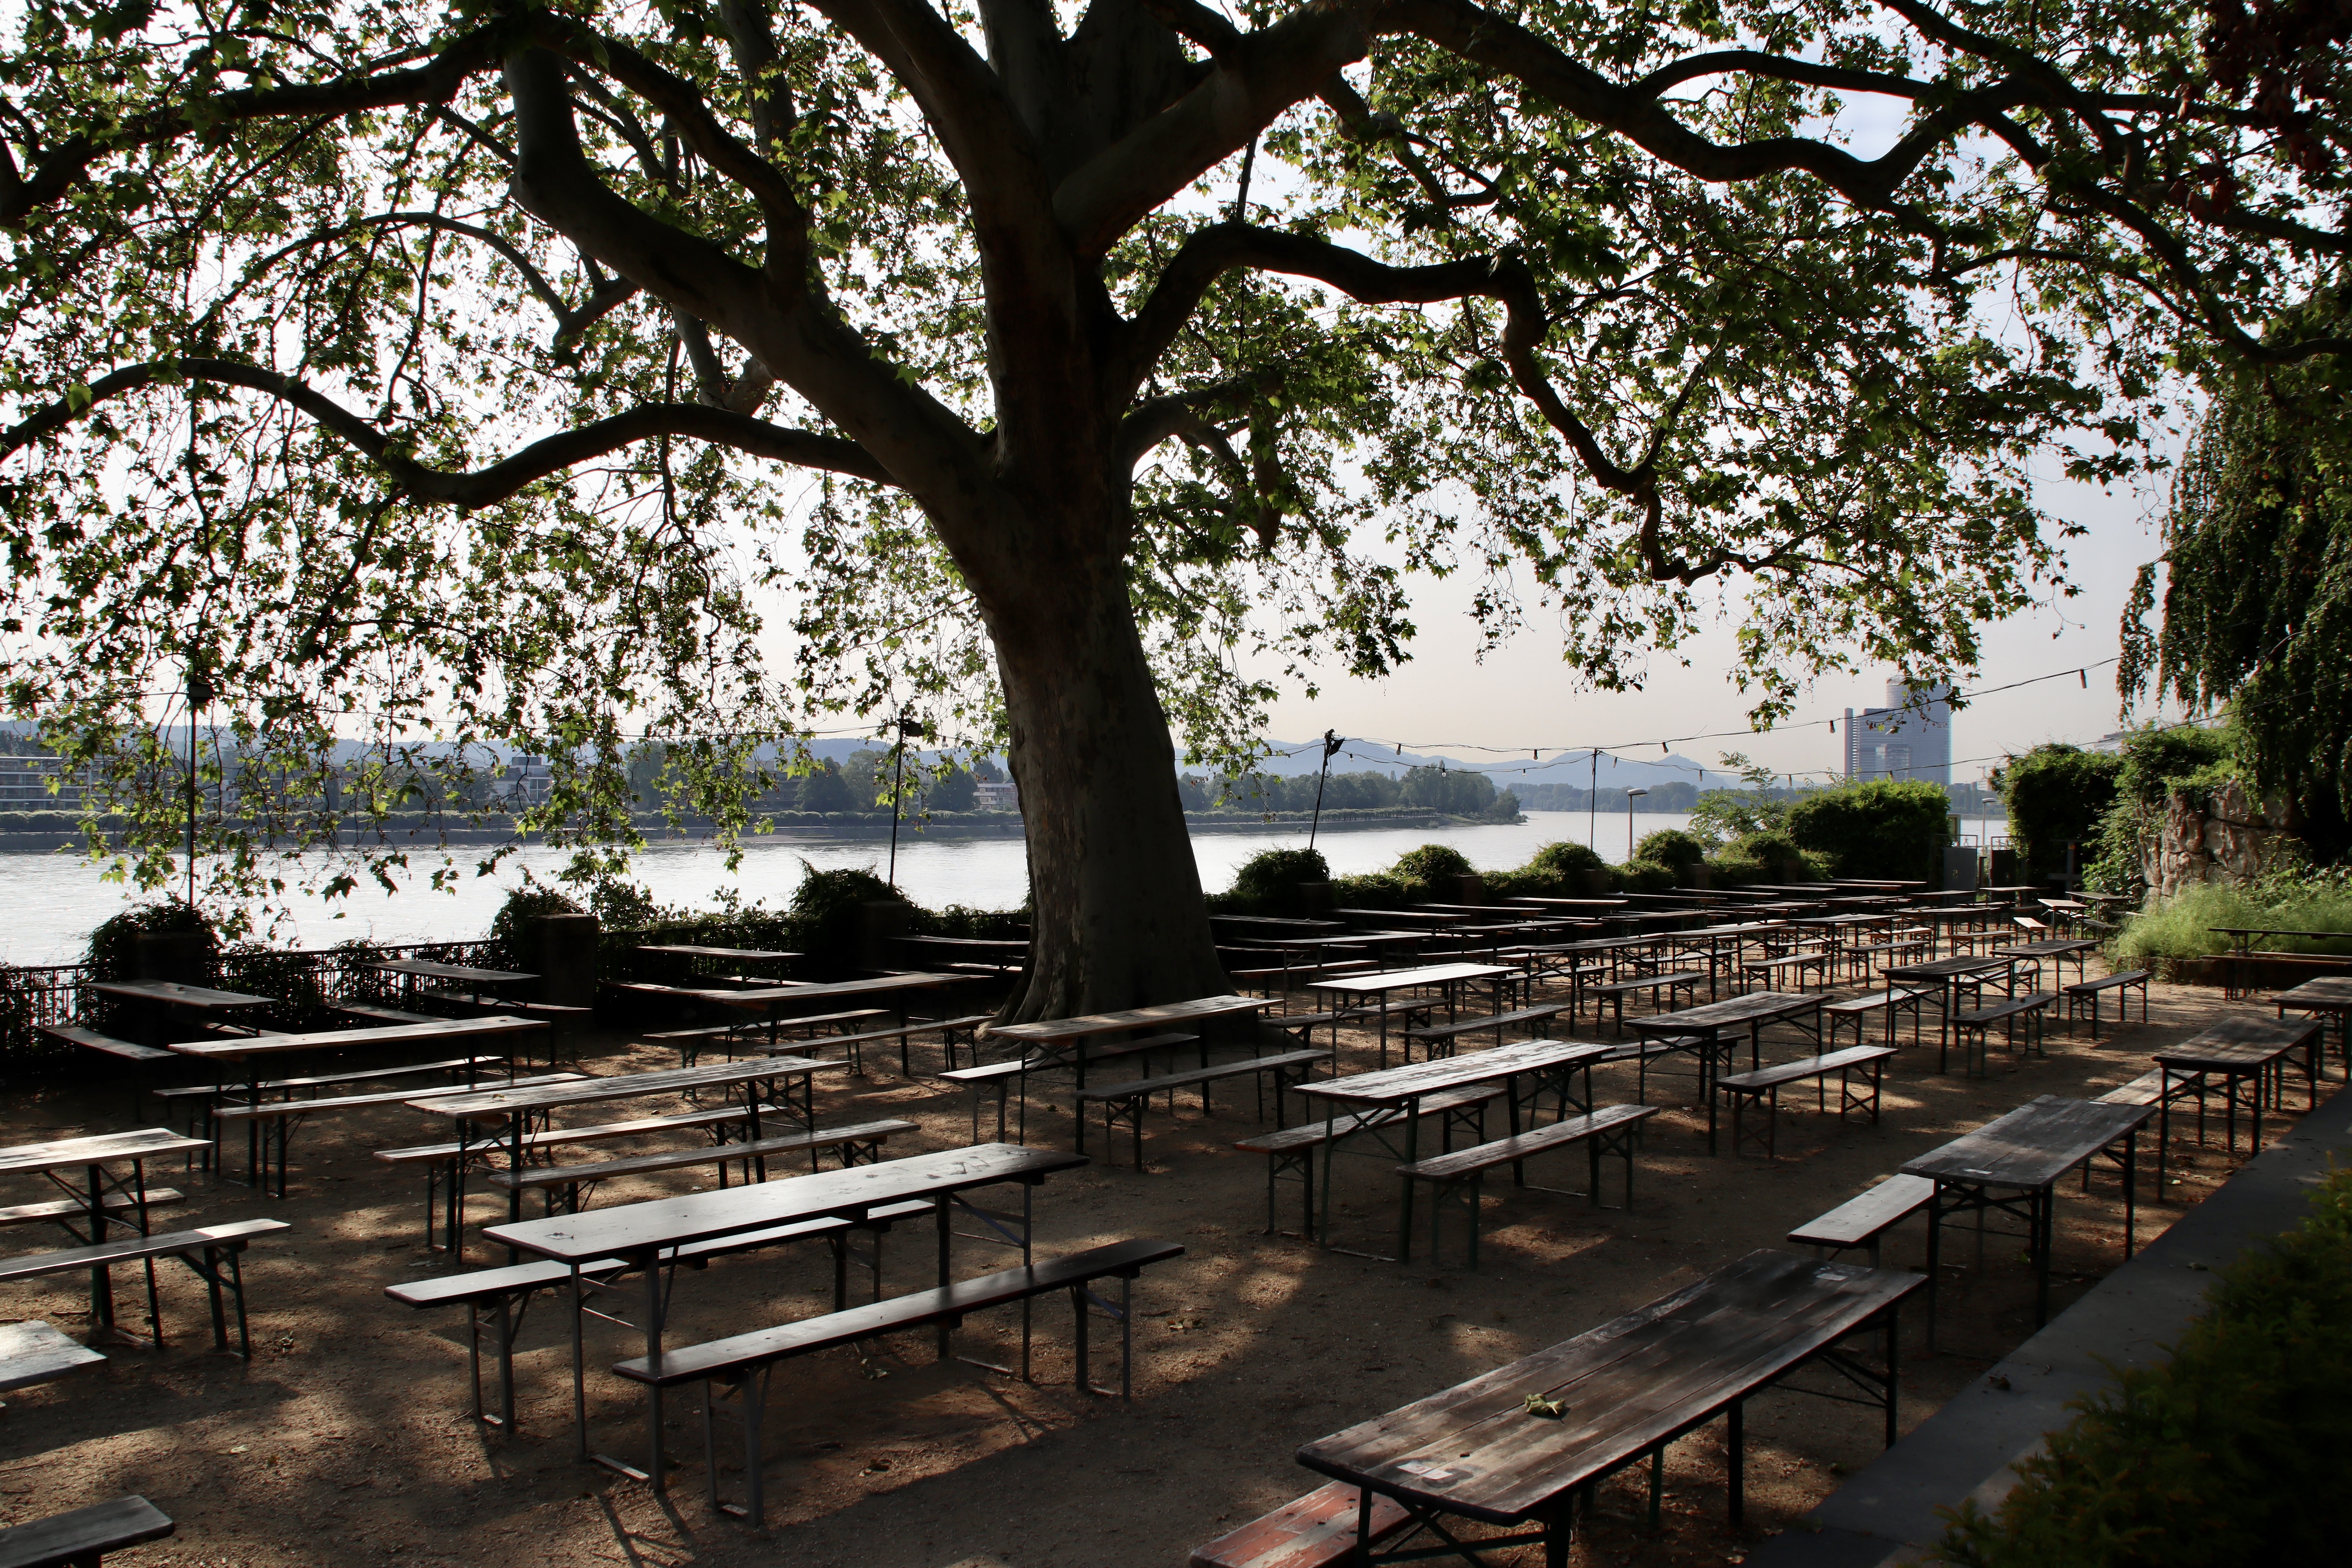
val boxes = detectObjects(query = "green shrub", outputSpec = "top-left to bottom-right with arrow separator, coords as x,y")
1228,847 -> 1332,915
83,901 -> 219,1035
1789,778 -> 1952,882
1620,858 -> 1678,892
485,883 -> 583,970
1933,1167 -> 2352,1565
789,864 -> 906,978
1634,829 -> 1708,871
2113,874 -> 2352,963
1993,746 -> 2123,879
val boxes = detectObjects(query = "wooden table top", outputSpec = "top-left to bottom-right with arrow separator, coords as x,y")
2274,976 -> 2352,1005
85,979 -> 270,1010
376,958 -> 536,984
1903,1096 -> 2155,1190
1991,938 -> 2100,957
170,1014 -> 546,1061
1884,954 -> 2017,981
1332,909 -> 1473,927
484,1142 -> 1086,1262
405,1056 -> 835,1120
634,944 -> 800,962
896,936 -> 1029,952
1624,991 -> 1818,1035
1297,1250 -> 1923,1524
1664,922 -> 1788,941
1310,963 -> 1514,996
1296,1038 -> 1615,1110
0,1127 -> 211,1176
698,972 -> 962,1011
1209,915 -> 1347,931
2156,1014 -> 2323,1064
985,994 -> 1270,1045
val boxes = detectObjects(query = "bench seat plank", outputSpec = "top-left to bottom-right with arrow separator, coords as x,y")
0,1218 -> 289,1283
1077,1049 -> 1330,1103
1787,1174 -> 1936,1253
485,1119 -> 916,1192
1189,1481 -> 1413,1568
212,1071 -> 584,1123
1399,1104 -> 1655,1183
1718,1045 -> 1896,1094
0,1496 -> 173,1568
614,1238 -> 1185,1387
0,1321 -> 105,1394
33,1025 -> 173,1063
0,1189 -> 185,1230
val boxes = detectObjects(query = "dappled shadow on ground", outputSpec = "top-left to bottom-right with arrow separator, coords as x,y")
0,972 -> 2270,1567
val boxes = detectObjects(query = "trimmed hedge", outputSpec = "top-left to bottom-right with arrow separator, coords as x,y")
1933,1166 -> 2352,1564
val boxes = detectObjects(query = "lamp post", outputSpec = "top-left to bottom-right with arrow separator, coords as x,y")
185,658 -> 214,911
1307,730 -> 1345,850
886,709 -> 928,890
1625,787 -> 1647,862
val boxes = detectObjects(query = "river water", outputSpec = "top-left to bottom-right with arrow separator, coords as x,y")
0,810 -> 2009,965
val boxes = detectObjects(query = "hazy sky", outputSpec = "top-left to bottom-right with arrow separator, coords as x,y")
1250,460 -> 2184,788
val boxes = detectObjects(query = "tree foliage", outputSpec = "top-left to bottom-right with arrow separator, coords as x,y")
1788,777 -> 1951,882
2123,289 -> 2352,837
0,0 -> 2343,957
1992,742 -> 2123,875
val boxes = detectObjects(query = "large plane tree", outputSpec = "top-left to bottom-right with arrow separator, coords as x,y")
0,0 -> 2342,1016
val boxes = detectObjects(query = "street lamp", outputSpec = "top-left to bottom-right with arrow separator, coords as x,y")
886,709 -> 928,890
1624,787 -> 1648,862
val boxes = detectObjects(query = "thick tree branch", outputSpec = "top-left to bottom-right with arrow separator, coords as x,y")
0,359 -> 895,502
1055,4 -> 1373,256
0,23 -> 514,229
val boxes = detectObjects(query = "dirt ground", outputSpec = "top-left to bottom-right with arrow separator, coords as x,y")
0,965 -> 2292,1568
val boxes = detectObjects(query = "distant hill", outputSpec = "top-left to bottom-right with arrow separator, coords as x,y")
1247,739 -> 1721,787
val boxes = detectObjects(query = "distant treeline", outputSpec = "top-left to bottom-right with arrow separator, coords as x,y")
1183,766 -> 1519,822
1515,781 -> 1702,811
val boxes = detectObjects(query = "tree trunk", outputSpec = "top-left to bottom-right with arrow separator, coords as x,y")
988,556 -> 1229,1023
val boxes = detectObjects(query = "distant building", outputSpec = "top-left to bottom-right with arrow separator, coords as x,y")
0,755 -> 80,809
1844,681 -> 1954,786
973,780 -> 1020,812
492,754 -> 555,808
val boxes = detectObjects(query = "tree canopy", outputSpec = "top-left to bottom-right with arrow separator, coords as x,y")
2123,287 -> 2352,841
0,0 -> 2345,1007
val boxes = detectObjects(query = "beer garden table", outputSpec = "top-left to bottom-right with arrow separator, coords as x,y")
83,979 -> 271,1049
695,971 -> 965,1046
2151,1014 -> 2325,1177
1990,936 -> 2099,990
1660,922 -> 1789,1000
2273,974 -> 2352,1058
481,1141 -> 1086,1487
1902,1095 -> 2153,1344
375,958 -> 538,1008
1881,954 -> 2019,1065
633,945 -> 799,984
1294,1250 -> 1923,1564
986,996 -> 1276,1143
1622,991 -> 1824,1153
1308,964 -> 1517,1067
1292,1037 -> 1616,1260
172,1015 -> 549,1187
405,1056 -> 840,1245
0,1128 -> 209,1337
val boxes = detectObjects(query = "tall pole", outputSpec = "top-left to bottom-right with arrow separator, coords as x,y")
1626,788 -> 1647,861
1307,730 -> 1343,850
886,709 -> 926,889
185,660 -> 213,911
1588,748 -> 1598,851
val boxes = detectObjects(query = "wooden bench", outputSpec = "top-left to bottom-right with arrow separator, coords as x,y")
330,1001 -> 440,1026
0,1189 -> 185,1234
930,1029 -> 1205,1144
386,1198 -> 934,1429
33,1024 -> 172,1064
0,1496 -> 173,1568
206,1069 -> 584,1199
1268,1008 -> 1377,1052
2064,969 -> 2150,1038
0,1321 -> 104,1406
1715,1045 -> 1896,1159
484,1118 -> 917,1209
650,1007 -> 889,1065
612,1238 -> 1185,1523
1739,949 -> 1831,993
1189,1481 -> 1412,1568
1824,987 -> 1929,1049
1232,1084 -> 1507,1236
0,1219 -> 289,1356
1397,1105 -> 1658,1269
373,1101 -> 788,1250
2094,1069 -> 2167,1107
1582,971 -> 1706,1030
1590,1033 -> 1706,1103
1077,1050 -> 1331,1168
1786,1173 -> 1936,1265
754,1012 -> 996,1076
1403,1004 -> 1567,1060
1948,992 -> 2056,1075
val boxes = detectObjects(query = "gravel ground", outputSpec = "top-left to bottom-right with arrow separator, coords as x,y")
0,968 -> 2279,1567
